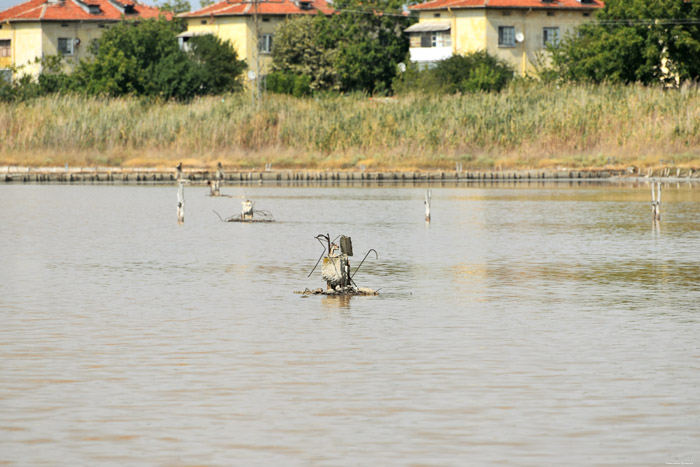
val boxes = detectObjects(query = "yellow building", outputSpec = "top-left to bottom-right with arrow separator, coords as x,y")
406,0 -> 604,75
0,0 -> 166,81
179,0 -> 333,80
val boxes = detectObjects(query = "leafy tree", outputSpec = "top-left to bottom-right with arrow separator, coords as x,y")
272,0 -> 412,94
74,19 -> 183,96
326,6 -> 410,93
73,19 -> 244,99
547,0 -> 700,84
187,34 -> 247,94
156,0 -> 191,14
199,0 -> 216,8
271,15 -> 338,91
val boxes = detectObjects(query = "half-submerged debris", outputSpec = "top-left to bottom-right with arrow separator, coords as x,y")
295,234 -> 379,296
213,197 -> 275,223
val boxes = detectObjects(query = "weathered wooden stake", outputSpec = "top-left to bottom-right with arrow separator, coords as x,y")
177,181 -> 185,224
210,179 -> 221,196
209,162 -> 224,196
651,181 -> 661,221
425,189 -> 432,222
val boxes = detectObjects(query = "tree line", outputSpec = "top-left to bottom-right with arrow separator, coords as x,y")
2,0 -> 699,103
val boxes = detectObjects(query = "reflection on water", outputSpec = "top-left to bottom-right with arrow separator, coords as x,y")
0,182 -> 699,466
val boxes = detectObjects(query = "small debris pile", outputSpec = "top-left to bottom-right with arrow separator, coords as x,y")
296,233 -> 378,296
214,197 -> 275,223
296,287 -> 378,296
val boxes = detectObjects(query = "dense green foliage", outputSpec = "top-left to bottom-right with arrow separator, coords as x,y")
393,51 -> 514,94
547,0 -> 700,84
270,15 -> 338,91
0,19 -> 245,102
266,72 -> 312,97
272,0 -> 411,94
187,34 -> 247,94
156,0 -> 191,14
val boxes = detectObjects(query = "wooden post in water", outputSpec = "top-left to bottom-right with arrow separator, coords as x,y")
425,189 -> 432,222
176,162 -> 185,223
651,181 -> 661,221
177,181 -> 185,224
209,162 -> 224,196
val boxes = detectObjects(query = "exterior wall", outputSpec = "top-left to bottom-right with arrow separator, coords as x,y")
2,22 -> 43,77
41,22 -> 108,72
452,9 -> 487,55
0,21 -> 113,79
409,7 -> 594,76
409,45 -> 452,64
244,16 -> 281,76
0,23 -> 12,69
486,9 -> 591,75
185,15 -> 282,77
185,16 -> 249,60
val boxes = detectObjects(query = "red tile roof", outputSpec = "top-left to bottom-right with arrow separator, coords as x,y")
180,0 -> 333,18
410,0 -> 603,11
0,0 -> 169,22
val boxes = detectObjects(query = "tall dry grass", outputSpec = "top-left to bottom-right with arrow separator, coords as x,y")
1,82 -> 699,170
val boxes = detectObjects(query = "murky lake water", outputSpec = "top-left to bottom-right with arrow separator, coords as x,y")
1,181 -> 699,466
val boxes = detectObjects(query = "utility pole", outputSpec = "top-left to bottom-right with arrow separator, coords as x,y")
252,0 -> 262,106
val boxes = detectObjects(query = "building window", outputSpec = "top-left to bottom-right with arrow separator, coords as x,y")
259,34 -> 273,53
0,39 -> 10,57
200,19 -> 207,24
419,31 -> 451,48
583,12 -> 590,17
546,11 -> 555,16
58,37 -> 74,55
498,26 -> 515,47
433,13 -> 440,17
543,27 -> 560,46
502,11 -> 511,16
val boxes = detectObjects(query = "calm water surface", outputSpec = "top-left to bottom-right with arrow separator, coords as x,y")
1,181 -> 699,466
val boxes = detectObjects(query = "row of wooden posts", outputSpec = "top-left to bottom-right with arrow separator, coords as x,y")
174,162 -> 665,224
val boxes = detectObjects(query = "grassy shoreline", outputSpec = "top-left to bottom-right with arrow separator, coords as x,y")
2,83 -> 699,172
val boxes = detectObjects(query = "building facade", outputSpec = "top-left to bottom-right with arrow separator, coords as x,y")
406,0 -> 604,75
179,0 -> 333,81
0,0 -> 166,81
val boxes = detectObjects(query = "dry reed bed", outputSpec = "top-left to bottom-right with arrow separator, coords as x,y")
2,83 -> 699,170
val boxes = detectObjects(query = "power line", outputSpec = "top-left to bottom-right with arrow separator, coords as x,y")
596,18 -> 700,25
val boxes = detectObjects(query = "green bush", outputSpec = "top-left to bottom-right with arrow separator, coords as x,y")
394,50 -> 514,94
266,71 -> 311,97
